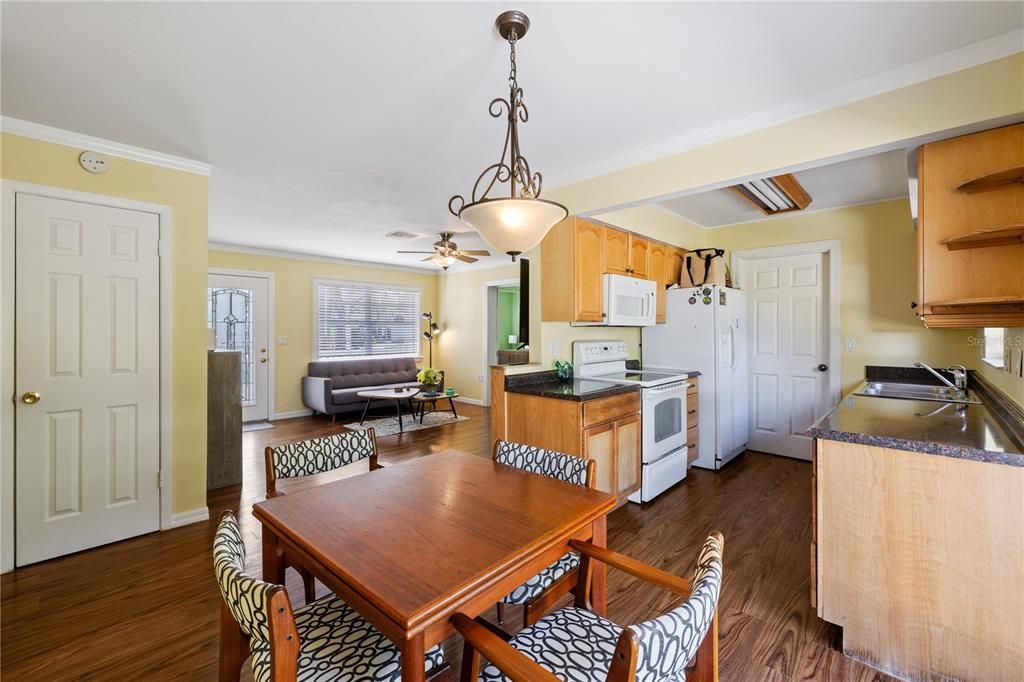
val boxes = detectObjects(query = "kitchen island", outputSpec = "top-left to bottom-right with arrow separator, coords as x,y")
808,368 -> 1024,680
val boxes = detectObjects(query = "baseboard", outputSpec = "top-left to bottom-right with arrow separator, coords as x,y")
273,409 -> 314,420
171,506 -> 210,528
453,396 -> 485,407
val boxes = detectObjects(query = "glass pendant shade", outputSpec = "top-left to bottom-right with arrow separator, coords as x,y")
458,197 -> 568,257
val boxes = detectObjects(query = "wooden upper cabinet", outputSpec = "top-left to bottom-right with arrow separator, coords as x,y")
918,123 -> 1024,328
601,226 -> 630,275
666,247 -> 686,289
574,220 -> 605,322
649,242 -> 667,323
541,216 -> 604,323
628,234 -> 650,278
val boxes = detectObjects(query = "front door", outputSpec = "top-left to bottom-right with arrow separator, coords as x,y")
15,194 -> 162,565
745,252 -> 831,460
207,273 -> 270,422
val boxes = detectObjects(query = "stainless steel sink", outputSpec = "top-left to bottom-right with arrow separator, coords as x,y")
854,381 -> 982,405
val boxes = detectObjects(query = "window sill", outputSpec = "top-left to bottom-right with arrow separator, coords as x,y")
983,358 -> 1006,369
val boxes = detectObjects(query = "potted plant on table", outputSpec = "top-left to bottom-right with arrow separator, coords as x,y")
417,367 -> 443,396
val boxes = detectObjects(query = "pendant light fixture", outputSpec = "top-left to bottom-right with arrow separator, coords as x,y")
448,10 -> 568,261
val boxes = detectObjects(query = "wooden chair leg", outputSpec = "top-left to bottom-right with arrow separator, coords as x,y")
495,602 -> 506,625
460,639 -> 482,682
300,568 -> 317,603
218,602 -> 249,682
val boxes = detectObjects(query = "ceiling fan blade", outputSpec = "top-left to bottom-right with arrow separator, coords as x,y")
459,250 -> 491,256
421,256 -> 438,262
455,254 -> 478,264
397,250 -> 437,254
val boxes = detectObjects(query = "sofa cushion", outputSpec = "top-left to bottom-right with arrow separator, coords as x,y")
331,382 -> 420,405
308,358 -> 419,389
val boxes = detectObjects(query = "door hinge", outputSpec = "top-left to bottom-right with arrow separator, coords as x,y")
157,471 -> 164,489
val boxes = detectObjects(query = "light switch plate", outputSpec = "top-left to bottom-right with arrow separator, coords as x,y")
549,340 -> 559,358
845,337 -> 856,352
277,336 -> 288,345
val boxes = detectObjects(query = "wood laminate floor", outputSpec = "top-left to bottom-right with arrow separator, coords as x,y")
1,404 -> 890,680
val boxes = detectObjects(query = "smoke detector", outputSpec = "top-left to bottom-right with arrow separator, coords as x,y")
385,230 -> 418,240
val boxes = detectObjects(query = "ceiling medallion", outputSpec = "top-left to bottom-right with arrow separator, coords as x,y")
448,10 -> 568,261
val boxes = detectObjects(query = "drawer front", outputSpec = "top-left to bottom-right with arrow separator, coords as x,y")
686,393 -> 699,424
583,391 -> 641,428
686,425 -> 699,463
686,377 -> 699,395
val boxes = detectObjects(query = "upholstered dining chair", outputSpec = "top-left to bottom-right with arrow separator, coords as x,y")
264,428 -> 382,602
214,511 -> 449,682
491,440 -> 597,629
453,531 -> 724,682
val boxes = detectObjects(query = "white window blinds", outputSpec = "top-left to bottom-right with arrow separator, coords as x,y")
314,279 -> 421,360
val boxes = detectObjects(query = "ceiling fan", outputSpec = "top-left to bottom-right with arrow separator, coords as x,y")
397,232 -> 491,269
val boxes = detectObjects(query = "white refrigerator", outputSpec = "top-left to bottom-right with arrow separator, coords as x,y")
642,286 -> 749,470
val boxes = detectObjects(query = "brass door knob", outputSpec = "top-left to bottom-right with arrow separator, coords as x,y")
21,391 -> 41,404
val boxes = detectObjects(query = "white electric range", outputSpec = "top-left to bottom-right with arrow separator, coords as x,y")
573,341 -> 690,503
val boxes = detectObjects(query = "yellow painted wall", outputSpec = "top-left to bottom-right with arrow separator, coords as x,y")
1,133 -> 209,514
208,249 -> 439,415
711,199 -> 974,394
976,328 -> 1024,410
547,54 -> 1024,214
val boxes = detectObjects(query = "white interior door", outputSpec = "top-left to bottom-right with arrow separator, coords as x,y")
15,194 -> 161,565
745,253 -> 830,460
208,273 -> 270,422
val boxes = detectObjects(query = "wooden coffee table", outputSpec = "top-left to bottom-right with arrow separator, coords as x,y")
357,387 -> 420,432
411,392 -> 459,424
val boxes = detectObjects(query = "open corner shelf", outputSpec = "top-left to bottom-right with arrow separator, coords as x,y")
941,224 -> 1024,251
955,166 -> 1024,194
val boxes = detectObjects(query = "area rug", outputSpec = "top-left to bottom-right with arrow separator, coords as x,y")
241,421 -> 275,433
348,412 -> 469,437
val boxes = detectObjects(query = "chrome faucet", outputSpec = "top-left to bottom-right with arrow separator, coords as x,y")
914,362 -> 967,393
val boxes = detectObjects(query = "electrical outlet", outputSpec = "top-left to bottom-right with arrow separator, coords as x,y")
845,337 -> 856,352
549,340 -> 560,358
277,336 -> 288,345
477,373 -> 484,382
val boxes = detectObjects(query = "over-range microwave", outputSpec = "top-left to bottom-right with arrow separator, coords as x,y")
574,274 -> 657,327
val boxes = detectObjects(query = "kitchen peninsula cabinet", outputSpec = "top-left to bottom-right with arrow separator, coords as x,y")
541,215 -> 686,324
917,122 -> 1024,327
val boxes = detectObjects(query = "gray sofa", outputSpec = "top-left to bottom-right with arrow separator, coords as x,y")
302,358 -> 421,418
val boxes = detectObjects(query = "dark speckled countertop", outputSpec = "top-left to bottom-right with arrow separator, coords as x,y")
808,367 -> 1024,466
504,370 -> 640,402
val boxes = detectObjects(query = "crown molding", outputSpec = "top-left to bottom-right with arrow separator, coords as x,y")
548,30 -> 1024,190
1,116 -> 212,176
208,241 -> 441,275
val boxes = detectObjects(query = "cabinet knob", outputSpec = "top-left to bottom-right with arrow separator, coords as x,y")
601,313 -> 607,318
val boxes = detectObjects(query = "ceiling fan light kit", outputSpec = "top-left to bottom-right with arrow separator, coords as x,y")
397,232 -> 491,270
447,10 -> 568,261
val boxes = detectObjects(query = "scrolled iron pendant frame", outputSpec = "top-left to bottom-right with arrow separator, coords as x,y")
448,11 -> 567,257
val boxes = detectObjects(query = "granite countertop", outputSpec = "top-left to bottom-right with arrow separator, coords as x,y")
808,367 -> 1024,466
504,370 -> 640,402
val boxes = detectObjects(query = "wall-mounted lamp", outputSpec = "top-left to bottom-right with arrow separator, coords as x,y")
421,312 -> 440,366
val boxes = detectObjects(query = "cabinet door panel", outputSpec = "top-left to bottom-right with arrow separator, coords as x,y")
601,226 -> 629,275
615,414 -> 641,496
666,247 -> 686,289
575,220 -> 605,322
583,422 -> 616,495
628,235 -> 650,279
649,243 -> 667,323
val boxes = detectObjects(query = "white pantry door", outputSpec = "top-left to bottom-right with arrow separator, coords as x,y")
207,273 -> 270,422
15,194 -> 161,565
746,253 -> 830,460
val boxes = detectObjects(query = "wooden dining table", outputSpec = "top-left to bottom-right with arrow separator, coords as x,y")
253,449 -> 616,682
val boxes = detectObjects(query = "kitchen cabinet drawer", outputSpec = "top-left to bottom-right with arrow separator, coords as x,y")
686,425 -> 699,464
583,391 -> 641,428
686,393 -> 699,422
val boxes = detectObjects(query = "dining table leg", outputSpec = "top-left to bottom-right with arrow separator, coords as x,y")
261,526 -> 286,585
590,514 -> 608,616
401,633 -> 426,682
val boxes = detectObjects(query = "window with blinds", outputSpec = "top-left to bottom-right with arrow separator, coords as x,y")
314,279 -> 422,360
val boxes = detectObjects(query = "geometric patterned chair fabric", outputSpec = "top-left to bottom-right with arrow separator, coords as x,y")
213,511 -> 445,682
491,441 -> 594,626
474,532 -> 725,682
265,428 -> 379,498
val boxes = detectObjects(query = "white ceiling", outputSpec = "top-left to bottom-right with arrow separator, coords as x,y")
3,2 -> 1022,269
658,149 -> 912,228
